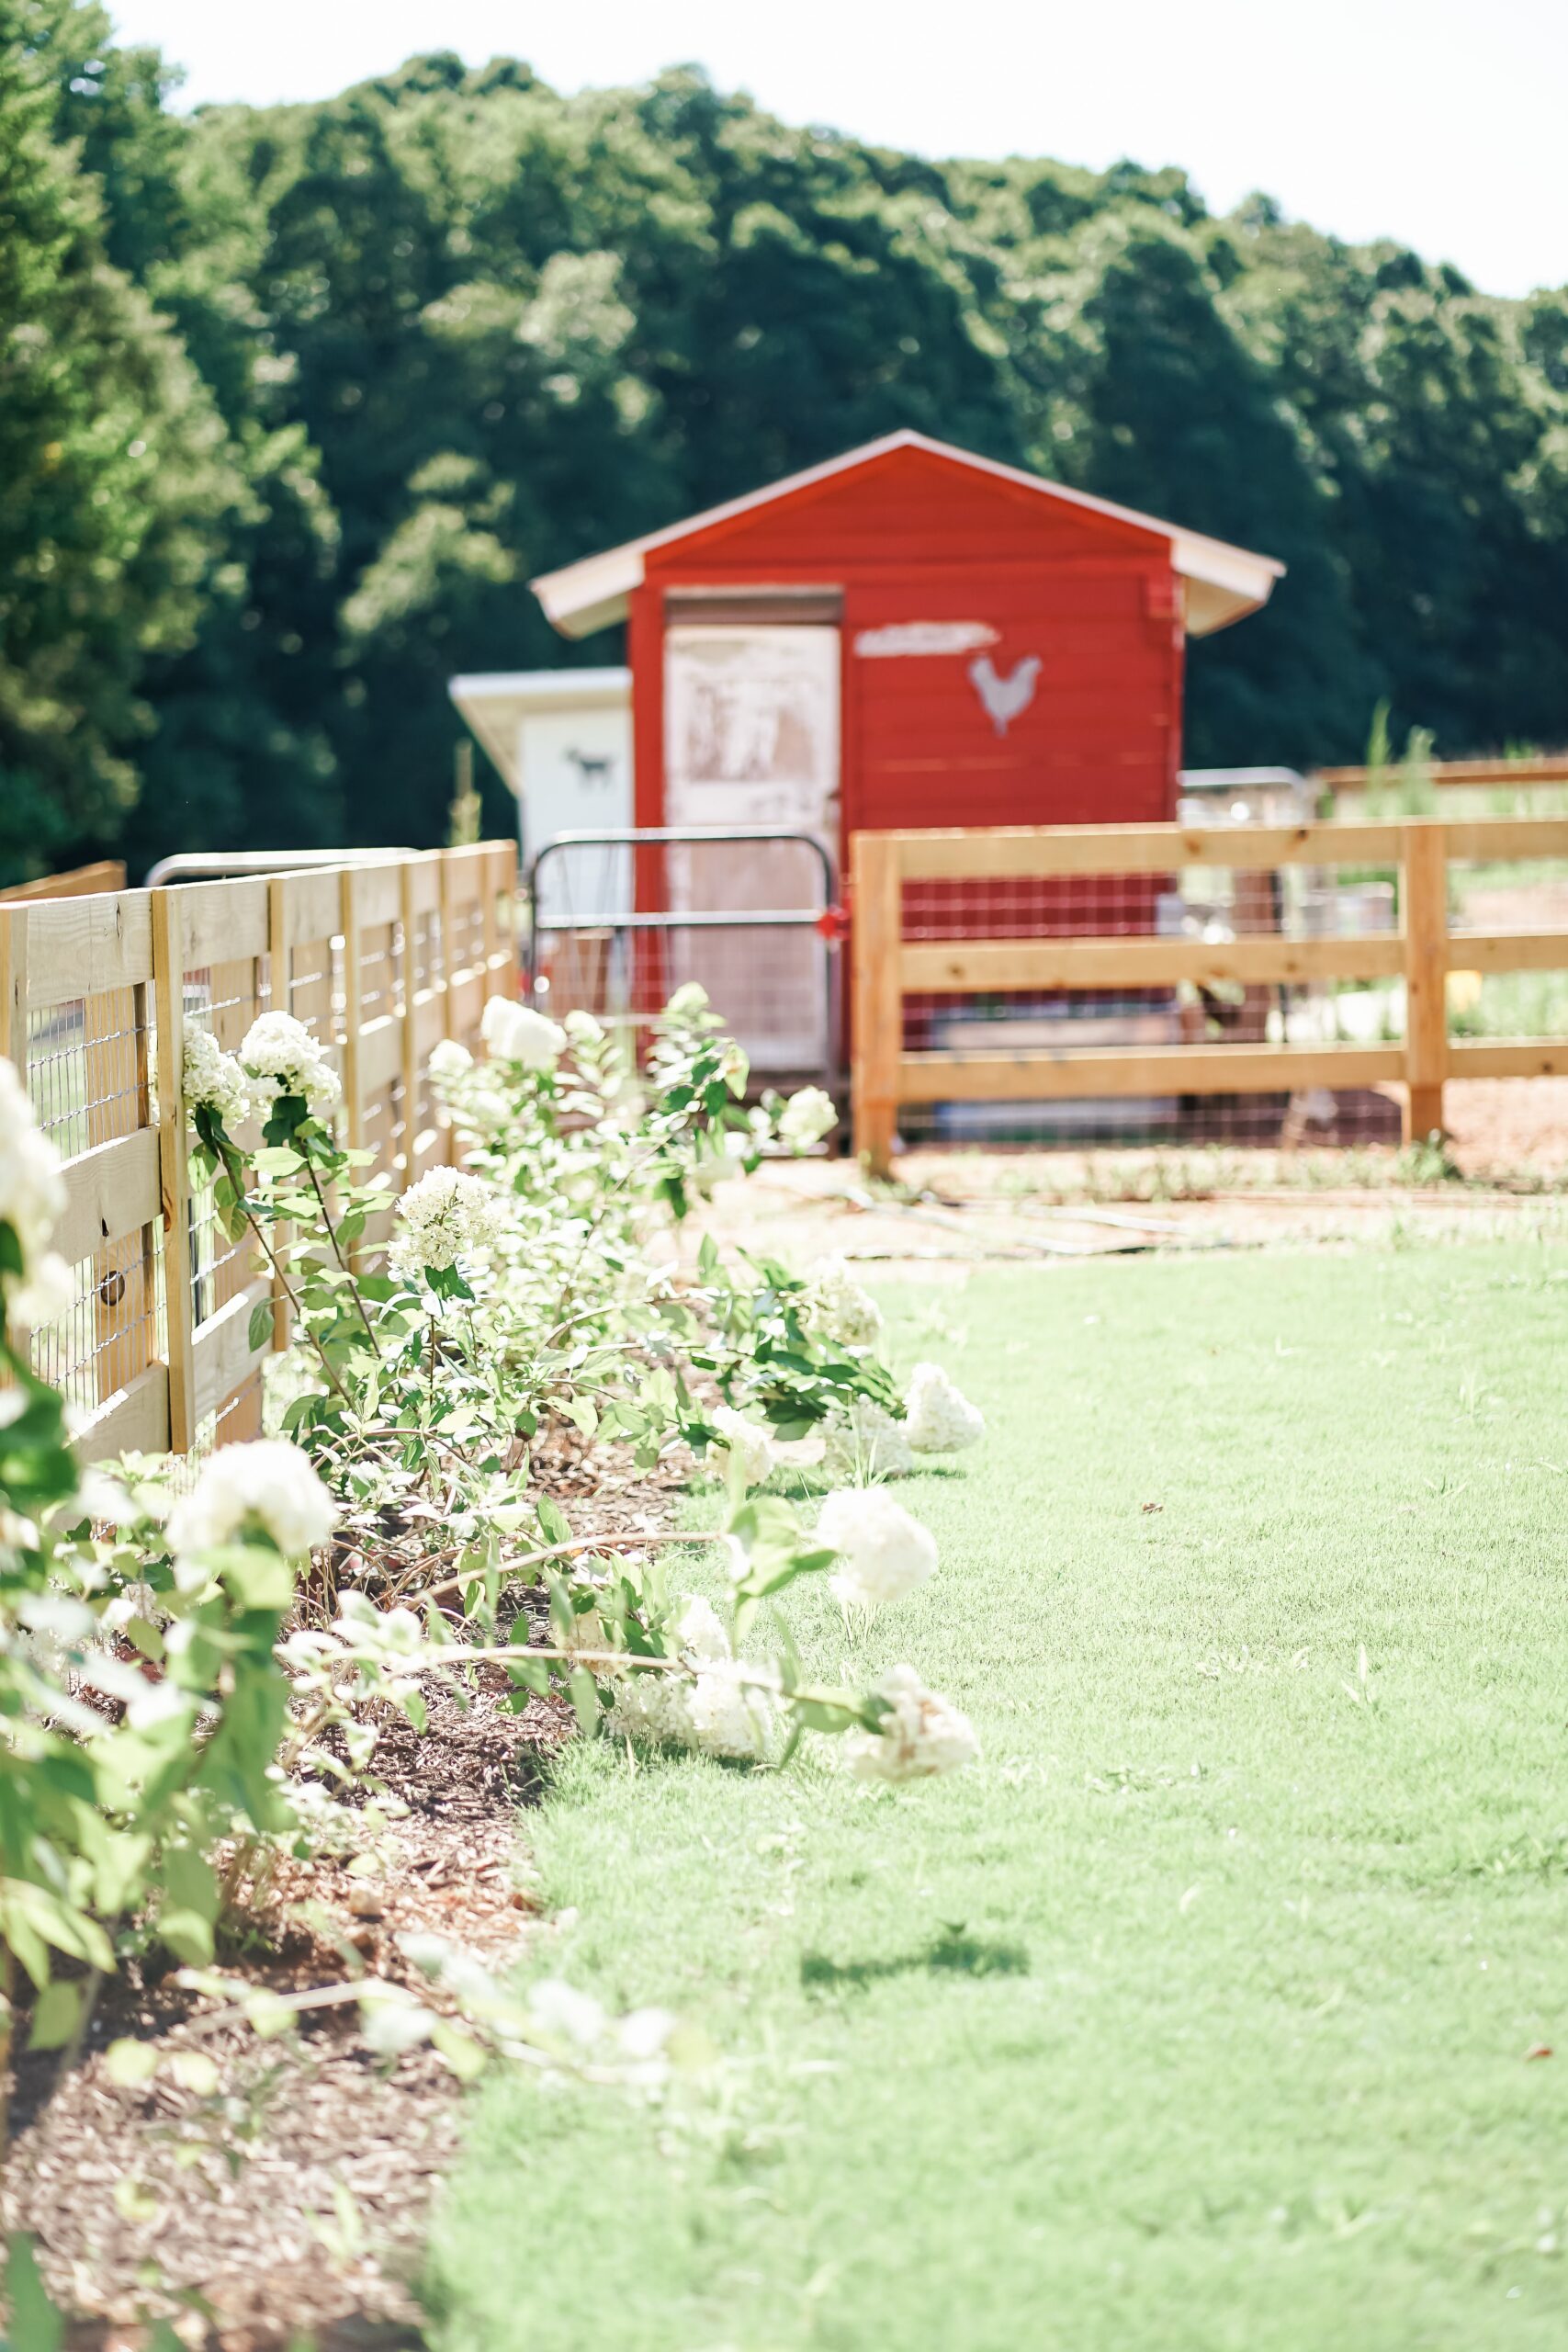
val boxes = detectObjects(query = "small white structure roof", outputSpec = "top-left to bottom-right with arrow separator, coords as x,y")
448,669 -> 629,792
530,429 -> 1283,642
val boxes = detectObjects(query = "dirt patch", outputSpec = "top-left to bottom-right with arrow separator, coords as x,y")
3,1682 -> 574,2347
1,1430 -> 694,2347
690,1145 -> 1568,1273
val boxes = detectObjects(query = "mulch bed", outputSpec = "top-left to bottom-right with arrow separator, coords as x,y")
3,1440 -> 691,2349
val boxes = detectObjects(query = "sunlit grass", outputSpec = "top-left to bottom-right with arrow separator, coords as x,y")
428,1243 -> 1568,2351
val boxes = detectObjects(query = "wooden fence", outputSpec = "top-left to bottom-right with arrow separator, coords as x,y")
0,860 -> 128,903
0,842 -> 516,1463
851,817 -> 1568,1172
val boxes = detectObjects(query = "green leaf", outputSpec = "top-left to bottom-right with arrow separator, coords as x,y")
536,1496 -> 572,1549
430,2018 -> 489,2081
4,2232 -> 65,2352
105,2036 -> 160,2086
246,1300 -> 275,1353
568,1666 -> 602,1736
27,1979 -> 83,2053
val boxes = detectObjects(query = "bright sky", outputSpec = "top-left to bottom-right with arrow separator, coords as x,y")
107,0 -> 1567,300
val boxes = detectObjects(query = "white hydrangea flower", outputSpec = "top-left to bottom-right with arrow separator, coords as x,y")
0,1057 -> 69,1329
390,1166 -> 504,1275
10,1251 -> 73,1330
805,1256 -> 882,1349
182,1026 -> 252,1130
686,1657 -> 773,1759
528,1978 -> 608,2052
671,1593 -> 729,1664
842,1665 -> 978,1782
821,1395 -> 913,1482
903,1362 -> 985,1453
607,1593 -> 771,1759
239,1011 -> 341,1118
166,1438 -> 334,1560
480,996 -> 566,1069
818,1487 -> 937,1611
710,1405 -> 778,1489
427,1037 -> 474,1091
663,982 -> 709,1019
778,1086 -> 837,1150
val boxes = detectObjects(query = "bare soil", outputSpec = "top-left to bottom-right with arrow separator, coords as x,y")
3,1437 -> 689,2349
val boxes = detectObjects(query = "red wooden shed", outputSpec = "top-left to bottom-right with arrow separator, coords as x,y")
530,428 -> 1282,854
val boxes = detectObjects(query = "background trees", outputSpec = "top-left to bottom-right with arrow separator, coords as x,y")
5,6 -> 1568,882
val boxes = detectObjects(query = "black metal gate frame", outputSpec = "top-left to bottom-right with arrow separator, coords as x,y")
525,827 -> 842,1091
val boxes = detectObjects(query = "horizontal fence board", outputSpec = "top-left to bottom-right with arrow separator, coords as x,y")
1448,1039 -> 1568,1080
897,1043 -> 1404,1104
354,865 -> 404,931
1443,818 -> 1568,862
405,856 -> 442,916
191,1282 -> 272,1426
181,878 -> 270,967
273,869 -> 343,952
1446,929 -> 1568,973
891,820 -> 1412,881
57,1129 -> 160,1266
900,933 -> 1406,993
77,1361 -> 171,1462
1317,756 -> 1568,791
26,894 -> 154,1008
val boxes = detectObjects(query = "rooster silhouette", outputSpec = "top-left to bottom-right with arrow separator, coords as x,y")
968,652 -> 1042,737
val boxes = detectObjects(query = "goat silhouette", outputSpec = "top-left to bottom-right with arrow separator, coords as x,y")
968,652 -> 1042,737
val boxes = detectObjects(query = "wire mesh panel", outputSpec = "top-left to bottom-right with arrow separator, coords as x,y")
529,830 -> 837,1087
852,817 -> 1568,1170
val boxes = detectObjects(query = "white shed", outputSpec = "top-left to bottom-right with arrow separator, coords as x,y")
448,668 -> 633,887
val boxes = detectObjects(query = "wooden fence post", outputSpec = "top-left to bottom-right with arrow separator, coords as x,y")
851,831 -> 902,1177
151,888 -> 197,1453
1402,818 -> 1449,1144
0,903 -> 28,1076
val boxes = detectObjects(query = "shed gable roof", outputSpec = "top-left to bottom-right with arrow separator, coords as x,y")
530,430 -> 1282,641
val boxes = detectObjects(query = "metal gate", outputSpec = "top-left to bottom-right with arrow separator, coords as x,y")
526,827 -> 841,1091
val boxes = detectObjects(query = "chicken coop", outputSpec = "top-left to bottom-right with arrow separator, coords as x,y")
522,429 -> 1285,1114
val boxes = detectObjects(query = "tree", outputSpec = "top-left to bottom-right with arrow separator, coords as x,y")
0,0 -> 234,879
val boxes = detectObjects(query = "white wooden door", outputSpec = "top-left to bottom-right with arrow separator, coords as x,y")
662,626 -> 838,1070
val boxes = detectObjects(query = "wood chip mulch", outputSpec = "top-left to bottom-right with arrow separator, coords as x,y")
3,1442 -> 692,2350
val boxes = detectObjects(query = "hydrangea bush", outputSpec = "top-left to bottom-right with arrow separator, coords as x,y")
0,981 -> 986,2097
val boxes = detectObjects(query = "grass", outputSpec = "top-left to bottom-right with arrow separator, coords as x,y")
426,1240 -> 1568,2350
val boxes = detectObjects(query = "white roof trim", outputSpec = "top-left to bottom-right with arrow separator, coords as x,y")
448,669 -> 630,793
530,429 -> 1282,641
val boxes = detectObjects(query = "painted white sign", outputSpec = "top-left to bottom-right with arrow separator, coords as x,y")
852,620 -> 999,659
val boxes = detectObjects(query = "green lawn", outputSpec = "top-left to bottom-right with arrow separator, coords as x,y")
426,1241 -> 1568,2351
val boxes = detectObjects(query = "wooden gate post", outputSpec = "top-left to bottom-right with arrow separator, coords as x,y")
851,831 -> 901,1176
1402,819 -> 1449,1144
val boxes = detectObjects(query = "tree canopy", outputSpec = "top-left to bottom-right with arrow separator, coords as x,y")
5,7 -> 1568,880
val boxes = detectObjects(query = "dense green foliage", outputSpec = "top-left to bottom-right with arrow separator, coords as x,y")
6,4 -> 1568,880
432,1240 -> 1568,2349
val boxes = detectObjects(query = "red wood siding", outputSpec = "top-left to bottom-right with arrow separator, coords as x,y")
639,441 -> 1187,858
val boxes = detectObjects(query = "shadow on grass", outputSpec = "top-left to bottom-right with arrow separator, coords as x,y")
801,1928 -> 1029,1995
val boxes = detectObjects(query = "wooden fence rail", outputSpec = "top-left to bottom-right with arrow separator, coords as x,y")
851,817 -> 1568,1172
0,842 -> 516,1463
